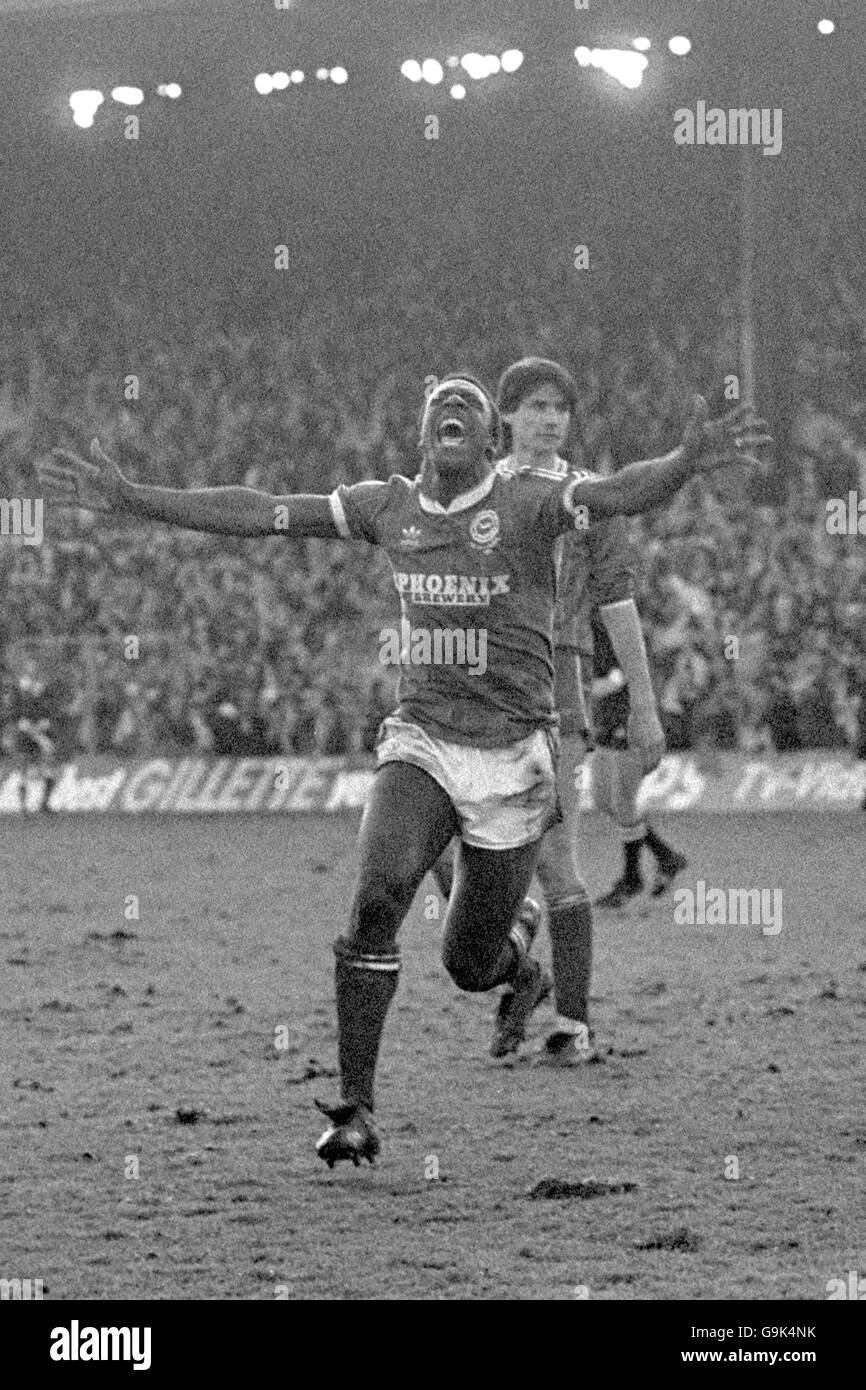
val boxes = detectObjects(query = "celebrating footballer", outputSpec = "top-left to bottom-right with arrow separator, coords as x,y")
41,377 -> 769,1166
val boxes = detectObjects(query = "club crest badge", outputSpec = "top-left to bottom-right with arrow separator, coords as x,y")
468,508 -> 500,552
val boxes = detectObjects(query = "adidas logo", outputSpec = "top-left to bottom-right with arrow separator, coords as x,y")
400,526 -> 422,548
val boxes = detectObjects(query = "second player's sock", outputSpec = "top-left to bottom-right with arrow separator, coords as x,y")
622,823 -> 646,883
547,899 -> 592,1027
644,822 -> 676,865
333,937 -> 400,1112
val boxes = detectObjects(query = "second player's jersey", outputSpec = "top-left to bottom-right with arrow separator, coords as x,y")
329,468 -> 589,746
495,455 -> 635,650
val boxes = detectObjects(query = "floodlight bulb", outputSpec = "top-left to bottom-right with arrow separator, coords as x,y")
500,50 -> 524,73
70,89 -> 104,112
461,53 -> 487,80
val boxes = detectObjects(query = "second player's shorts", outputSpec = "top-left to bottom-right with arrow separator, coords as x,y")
375,715 -> 559,850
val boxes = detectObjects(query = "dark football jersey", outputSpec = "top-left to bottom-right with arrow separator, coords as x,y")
495,457 -> 635,649
330,468 -> 590,746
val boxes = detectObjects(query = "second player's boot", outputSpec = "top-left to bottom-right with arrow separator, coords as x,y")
490,959 -> 552,1058
596,828 -> 644,909
594,874 -> 643,910
650,850 -> 688,897
315,1099 -> 380,1168
535,1021 -> 602,1067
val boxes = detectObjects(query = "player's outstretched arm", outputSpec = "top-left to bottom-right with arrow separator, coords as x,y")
568,398 -> 772,518
39,439 -> 340,538
598,598 -> 665,773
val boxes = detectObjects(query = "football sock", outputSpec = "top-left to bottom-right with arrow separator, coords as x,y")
547,899 -> 592,1026
644,822 -> 676,865
332,938 -> 400,1112
623,823 -> 645,883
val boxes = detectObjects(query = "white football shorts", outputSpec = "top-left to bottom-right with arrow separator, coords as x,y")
375,714 -> 559,850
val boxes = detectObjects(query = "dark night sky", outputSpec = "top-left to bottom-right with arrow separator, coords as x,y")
1,1 -> 862,300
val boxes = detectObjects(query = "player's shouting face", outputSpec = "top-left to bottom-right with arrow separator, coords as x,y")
419,376 -> 499,474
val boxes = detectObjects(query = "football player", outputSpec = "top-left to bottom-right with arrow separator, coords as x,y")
431,357 -> 671,1066
589,608 -> 687,908
41,377 -> 768,1166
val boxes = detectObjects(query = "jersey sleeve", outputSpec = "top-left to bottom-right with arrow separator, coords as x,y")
544,472 -> 635,644
329,480 -> 392,545
533,468 -> 599,542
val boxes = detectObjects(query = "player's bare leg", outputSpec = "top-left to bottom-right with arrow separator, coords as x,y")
430,843 -> 455,901
440,837 -> 548,1056
317,762 -> 457,1168
432,842 -> 543,1057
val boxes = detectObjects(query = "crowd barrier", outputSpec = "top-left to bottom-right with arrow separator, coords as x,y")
0,751 -> 863,814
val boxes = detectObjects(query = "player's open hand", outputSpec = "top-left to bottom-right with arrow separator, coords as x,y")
681,396 -> 773,472
39,438 -> 128,514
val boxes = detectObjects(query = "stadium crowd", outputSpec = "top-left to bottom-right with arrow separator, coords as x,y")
1,235 -> 864,761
